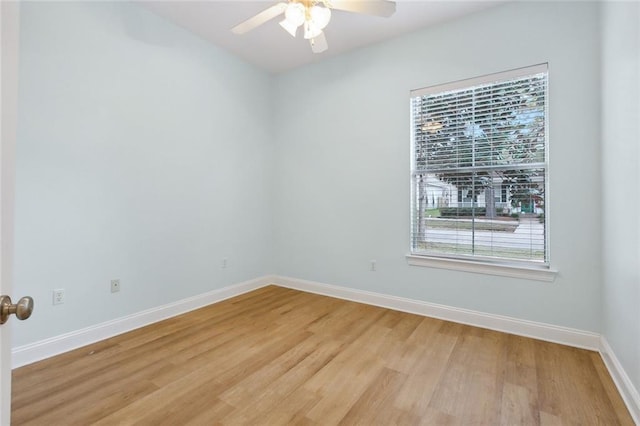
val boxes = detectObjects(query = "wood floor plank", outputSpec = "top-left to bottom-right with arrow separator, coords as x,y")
338,367 -> 407,425
225,337 -> 344,425
11,286 -> 635,425
303,324 -> 391,424
13,359 -> 165,425
242,388 -> 321,426
218,333 -> 328,409
183,398 -> 236,426
428,328 -> 506,424
504,334 -> 539,393
381,316 -> 442,374
535,341 -> 630,425
500,382 -> 539,425
392,329 -> 459,418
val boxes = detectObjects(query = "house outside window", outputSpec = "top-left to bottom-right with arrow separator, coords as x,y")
410,64 -> 549,266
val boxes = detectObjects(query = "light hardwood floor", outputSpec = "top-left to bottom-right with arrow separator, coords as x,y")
12,285 -> 634,425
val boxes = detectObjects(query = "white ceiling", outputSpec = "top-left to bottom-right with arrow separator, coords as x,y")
140,1 -> 506,73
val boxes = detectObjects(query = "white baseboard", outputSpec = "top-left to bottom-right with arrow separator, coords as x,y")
11,276 -> 271,369
600,337 -> 640,424
271,275 -> 601,351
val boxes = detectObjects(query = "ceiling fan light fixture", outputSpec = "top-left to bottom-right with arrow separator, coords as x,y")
303,20 -> 322,40
279,18 -> 299,37
310,31 -> 328,53
232,0 -> 397,54
284,2 -> 306,27
309,5 -> 331,30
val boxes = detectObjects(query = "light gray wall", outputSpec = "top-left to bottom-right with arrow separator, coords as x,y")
601,1 -> 640,394
14,1 -> 631,364
13,2 -> 274,346
273,1 -> 603,331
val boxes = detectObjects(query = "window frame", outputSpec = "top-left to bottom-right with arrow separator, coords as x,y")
408,64 -> 556,281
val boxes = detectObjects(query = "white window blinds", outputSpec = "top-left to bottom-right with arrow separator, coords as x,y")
410,64 -> 549,265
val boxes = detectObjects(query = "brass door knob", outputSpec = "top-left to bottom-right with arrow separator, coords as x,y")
0,295 -> 34,324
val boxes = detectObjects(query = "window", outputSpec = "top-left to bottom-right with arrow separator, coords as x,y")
410,64 -> 548,267
501,184 -> 508,203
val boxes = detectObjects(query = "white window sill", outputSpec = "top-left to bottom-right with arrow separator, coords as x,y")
406,255 -> 558,282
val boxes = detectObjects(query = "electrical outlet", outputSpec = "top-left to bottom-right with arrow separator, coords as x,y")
370,260 -> 377,272
53,289 -> 65,305
222,257 -> 228,269
111,279 -> 121,293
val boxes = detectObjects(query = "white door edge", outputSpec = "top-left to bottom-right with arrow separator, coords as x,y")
1,2 -> 21,424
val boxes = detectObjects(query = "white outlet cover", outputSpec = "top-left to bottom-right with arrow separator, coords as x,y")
53,289 -> 65,305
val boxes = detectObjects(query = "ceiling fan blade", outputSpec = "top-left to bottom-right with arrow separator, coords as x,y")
231,2 -> 288,35
310,31 -> 328,53
329,0 -> 396,17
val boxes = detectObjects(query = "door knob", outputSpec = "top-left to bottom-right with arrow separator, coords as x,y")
0,295 -> 34,324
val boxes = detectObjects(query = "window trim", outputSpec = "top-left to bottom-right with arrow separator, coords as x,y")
410,63 -> 549,98
406,254 -> 558,282
410,64 -> 551,270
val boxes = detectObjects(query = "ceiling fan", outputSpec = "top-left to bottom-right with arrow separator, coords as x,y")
231,0 -> 396,54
